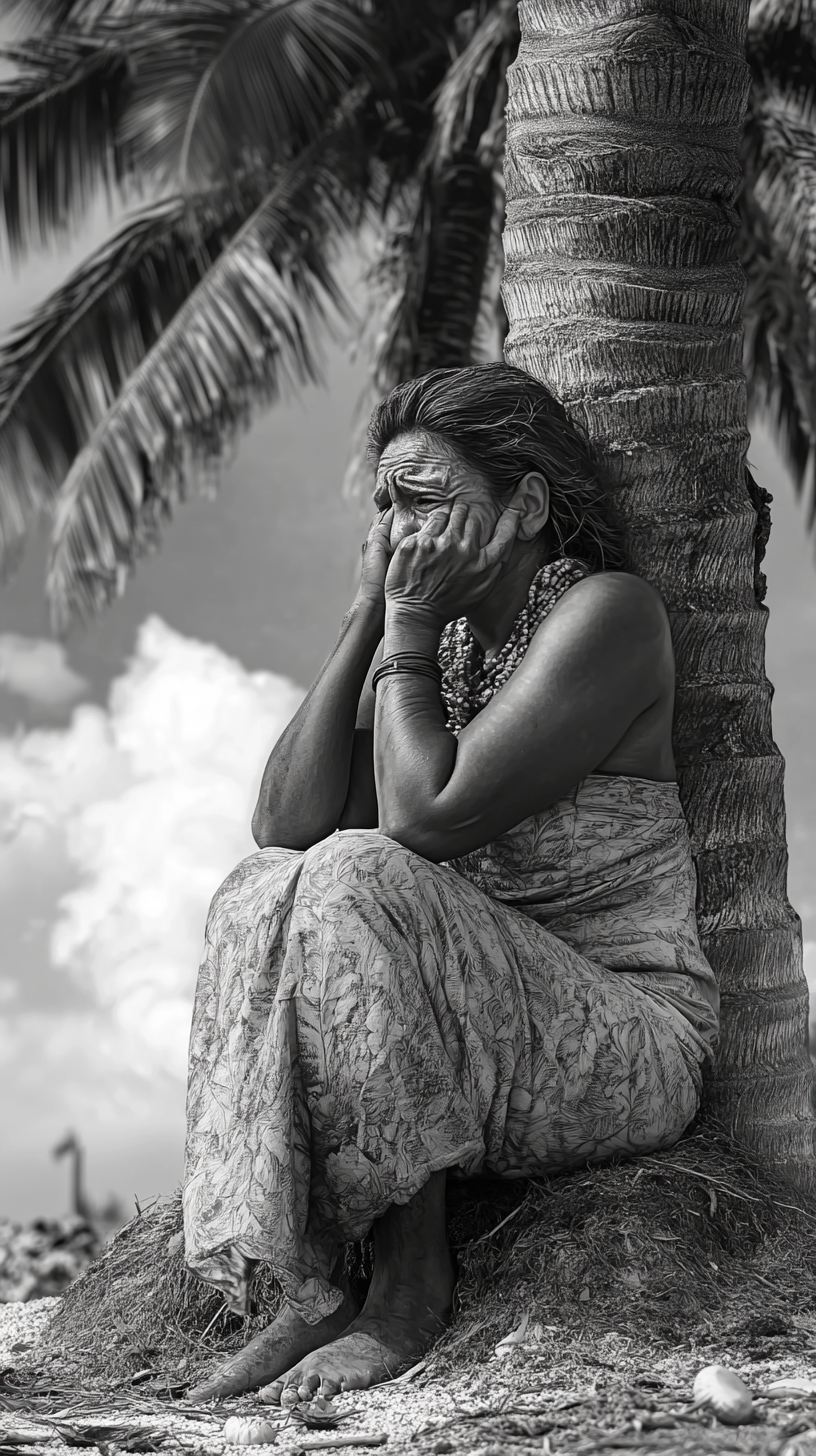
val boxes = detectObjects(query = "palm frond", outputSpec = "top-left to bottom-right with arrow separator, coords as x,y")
740,178 -> 816,519
0,187 -> 255,577
108,0 -> 380,185
0,1 -> 379,252
470,155 -> 508,365
366,11 -> 512,393
1,0 -> 114,32
177,0 -> 382,188
740,69 -> 816,513
344,20 -> 513,499
365,162 -> 496,396
344,150 -> 499,500
749,18 -> 816,103
0,34 -> 130,254
429,0 -> 518,172
43,155 -> 359,628
749,0 -> 816,47
744,84 -> 816,279
413,158 -> 497,376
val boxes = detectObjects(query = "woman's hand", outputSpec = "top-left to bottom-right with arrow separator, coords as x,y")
357,507 -> 394,609
384,501 -> 520,624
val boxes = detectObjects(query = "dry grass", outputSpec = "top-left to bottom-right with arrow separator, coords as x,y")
439,1119 -> 816,1371
36,1121 -> 816,1399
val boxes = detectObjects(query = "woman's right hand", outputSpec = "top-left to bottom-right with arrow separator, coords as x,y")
357,507 -> 394,609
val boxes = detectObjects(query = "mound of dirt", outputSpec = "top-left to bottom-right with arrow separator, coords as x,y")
37,1122 -> 816,1392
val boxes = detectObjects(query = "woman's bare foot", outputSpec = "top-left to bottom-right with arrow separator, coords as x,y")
260,1172 -> 454,1403
188,1280 -> 358,1401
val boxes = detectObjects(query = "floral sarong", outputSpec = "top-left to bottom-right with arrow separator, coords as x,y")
183,774 -> 718,1322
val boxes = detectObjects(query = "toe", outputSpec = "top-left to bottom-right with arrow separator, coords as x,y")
297,1369 -> 323,1400
339,1368 -> 371,1393
187,1379 -> 225,1402
259,1381 -> 283,1406
318,1375 -> 342,1398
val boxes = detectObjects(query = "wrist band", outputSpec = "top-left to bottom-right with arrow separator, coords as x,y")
372,653 -> 443,693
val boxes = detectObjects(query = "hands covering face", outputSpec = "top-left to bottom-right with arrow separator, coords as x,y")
358,506 -> 395,606
363,433 -> 543,623
381,497 -> 522,625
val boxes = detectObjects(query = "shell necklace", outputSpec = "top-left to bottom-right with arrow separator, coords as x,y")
438,556 -> 588,734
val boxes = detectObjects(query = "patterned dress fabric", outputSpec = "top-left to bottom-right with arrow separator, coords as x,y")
183,774 -> 719,1322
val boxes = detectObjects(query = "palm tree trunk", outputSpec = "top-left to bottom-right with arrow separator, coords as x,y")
502,0 -> 814,1189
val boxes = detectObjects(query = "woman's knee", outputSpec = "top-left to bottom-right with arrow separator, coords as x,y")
300,829 -> 416,887
205,846 -> 296,932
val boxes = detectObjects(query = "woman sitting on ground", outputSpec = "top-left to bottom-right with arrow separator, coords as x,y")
183,362 -> 719,1404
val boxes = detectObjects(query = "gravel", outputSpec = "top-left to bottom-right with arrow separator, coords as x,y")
0,1297 -> 62,1366
5,1299 -> 816,1455
0,1297 -> 460,1453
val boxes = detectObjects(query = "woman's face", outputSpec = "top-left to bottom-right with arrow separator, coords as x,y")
375,431 -> 501,550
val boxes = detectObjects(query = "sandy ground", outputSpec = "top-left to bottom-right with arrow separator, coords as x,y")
4,1297 -> 816,1455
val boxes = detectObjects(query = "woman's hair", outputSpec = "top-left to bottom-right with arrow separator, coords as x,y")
367,362 -> 626,573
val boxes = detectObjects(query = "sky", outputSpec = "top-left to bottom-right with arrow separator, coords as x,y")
0,213 -> 815,1223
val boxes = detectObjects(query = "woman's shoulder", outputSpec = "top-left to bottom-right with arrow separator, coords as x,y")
528,567 -> 673,686
554,568 -> 670,635
574,567 -> 665,603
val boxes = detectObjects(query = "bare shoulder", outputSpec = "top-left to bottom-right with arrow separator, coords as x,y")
548,569 -> 670,642
525,568 -> 673,694
568,567 -> 670,631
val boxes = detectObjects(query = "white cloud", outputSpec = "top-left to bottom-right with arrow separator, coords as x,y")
0,618 -> 304,1214
0,633 -> 89,707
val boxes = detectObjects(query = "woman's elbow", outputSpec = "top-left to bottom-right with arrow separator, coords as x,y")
251,805 -> 279,849
377,816 -> 444,863
251,801 -> 298,850
251,803 -> 334,852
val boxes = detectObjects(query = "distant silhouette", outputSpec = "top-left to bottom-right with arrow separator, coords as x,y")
52,1131 -> 93,1223
52,1131 -> 124,1230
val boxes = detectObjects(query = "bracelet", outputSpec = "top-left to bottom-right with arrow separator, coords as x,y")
372,653 -> 443,693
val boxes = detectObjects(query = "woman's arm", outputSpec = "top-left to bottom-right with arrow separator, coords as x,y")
251,513 -> 391,850
374,512 -> 671,862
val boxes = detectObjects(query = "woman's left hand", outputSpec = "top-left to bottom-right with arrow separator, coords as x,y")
384,500 -> 521,624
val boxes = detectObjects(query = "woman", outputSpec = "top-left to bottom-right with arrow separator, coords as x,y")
183,363 -> 719,1404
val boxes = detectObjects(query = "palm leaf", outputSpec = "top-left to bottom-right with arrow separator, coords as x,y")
742,0 -> 816,512
429,0 -> 518,171
749,20 -> 816,104
0,0 -> 379,253
176,0 -> 381,187
744,84 -> 816,279
749,0 -> 816,49
343,22 -> 513,498
0,34 -> 130,254
366,13 -> 512,394
1,0 -> 113,31
106,0 -> 380,185
0,187 -> 255,577
344,150 -> 499,499
44,155 -> 358,628
740,178 -> 816,519
741,65 -> 816,511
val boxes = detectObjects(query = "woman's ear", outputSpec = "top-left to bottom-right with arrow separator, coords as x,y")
509,471 -> 550,540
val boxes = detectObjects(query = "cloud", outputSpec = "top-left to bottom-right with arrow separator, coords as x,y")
0,618 -> 304,1216
0,634 -> 89,707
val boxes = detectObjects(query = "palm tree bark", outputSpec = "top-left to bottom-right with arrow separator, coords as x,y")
502,0 -> 814,1188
